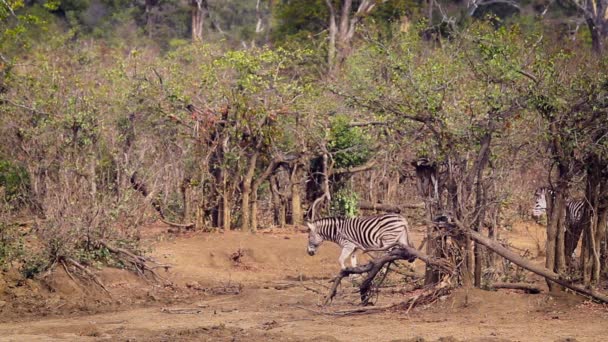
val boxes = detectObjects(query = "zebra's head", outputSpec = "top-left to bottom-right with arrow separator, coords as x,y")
306,221 -> 323,256
532,187 -> 548,220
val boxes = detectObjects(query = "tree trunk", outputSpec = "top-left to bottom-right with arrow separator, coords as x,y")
545,185 -> 567,290
241,151 -> 259,232
181,178 -> 191,222
472,133 -> 492,288
290,163 -> 304,225
324,0 -> 378,74
191,0 -> 209,42
582,155 -> 605,284
222,170 -> 230,231
325,0 -> 338,73
250,157 -> 283,232
270,174 -> 286,227
412,158 -> 444,285
89,158 -> 97,199
543,114 -> 573,290
145,0 -> 156,38
584,0 -> 607,55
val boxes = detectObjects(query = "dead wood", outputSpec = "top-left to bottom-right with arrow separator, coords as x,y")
160,218 -> 195,229
60,259 -> 80,286
230,248 -> 244,264
300,284 -> 324,294
96,240 -> 171,282
64,257 -> 112,296
303,278 -> 453,316
443,217 -> 608,303
206,284 -> 242,295
491,282 -> 542,294
161,307 -> 203,314
325,246 -> 453,305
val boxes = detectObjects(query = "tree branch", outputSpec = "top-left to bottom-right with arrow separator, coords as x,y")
441,216 -> 608,303
325,246 -> 454,305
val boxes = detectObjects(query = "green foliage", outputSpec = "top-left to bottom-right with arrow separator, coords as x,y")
273,0 -> 327,42
330,187 -> 359,218
1,2 -> 58,56
0,159 -> 29,204
20,252 -> 49,278
328,115 -> 371,168
0,221 -> 23,270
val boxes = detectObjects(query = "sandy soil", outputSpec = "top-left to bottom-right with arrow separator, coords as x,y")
0,222 -> 607,342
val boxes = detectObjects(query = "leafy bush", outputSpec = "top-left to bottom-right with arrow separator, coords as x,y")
330,187 -> 359,218
0,159 -> 29,205
328,115 -> 372,169
0,221 -> 23,270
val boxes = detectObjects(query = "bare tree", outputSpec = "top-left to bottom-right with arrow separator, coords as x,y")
568,0 -> 608,53
324,0 -> 382,74
191,0 -> 210,42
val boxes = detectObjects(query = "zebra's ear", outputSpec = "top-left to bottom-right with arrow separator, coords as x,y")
305,221 -> 315,232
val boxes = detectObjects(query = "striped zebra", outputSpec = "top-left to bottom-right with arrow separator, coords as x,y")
306,213 -> 415,269
532,187 -> 587,259
532,187 -> 586,224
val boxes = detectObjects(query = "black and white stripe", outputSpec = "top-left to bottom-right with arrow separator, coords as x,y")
532,187 -> 587,258
306,214 -> 413,269
532,187 -> 586,226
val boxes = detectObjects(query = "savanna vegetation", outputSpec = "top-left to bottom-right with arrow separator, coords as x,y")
1,0 -> 607,310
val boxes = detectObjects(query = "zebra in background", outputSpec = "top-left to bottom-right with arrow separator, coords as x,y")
306,213 -> 415,269
532,187 -> 587,260
532,187 -> 587,224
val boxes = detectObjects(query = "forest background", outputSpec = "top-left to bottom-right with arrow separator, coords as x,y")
1,0 -> 607,293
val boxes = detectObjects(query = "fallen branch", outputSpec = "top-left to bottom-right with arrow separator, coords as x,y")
300,284 -> 324,295
444,217 -> 608,303
491,282 -> 542,294
161,307 -> 202,314
160,218 -> 195,229
64,257 -> 112,296
325,246 -> 453,305
302,278 -> 453,316
96,240 -> 171,282
61,259 -> 80,286
205,284 -> 242,295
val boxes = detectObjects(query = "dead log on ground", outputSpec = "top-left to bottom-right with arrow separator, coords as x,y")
304,276 -> 453,316
443,217 -> 608,303
491,282 -> 542,294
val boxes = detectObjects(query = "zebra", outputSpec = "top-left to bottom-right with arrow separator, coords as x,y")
305,213 -> 415,270
532,187 -> 587,260
532,187 -> 586,224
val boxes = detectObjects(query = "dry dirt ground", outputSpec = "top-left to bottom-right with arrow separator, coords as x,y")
1,222 -> 607,342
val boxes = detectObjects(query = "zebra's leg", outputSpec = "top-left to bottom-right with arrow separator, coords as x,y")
350,250 -> 358,267
396,230 -> 417,263
338,245 -> 356,270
